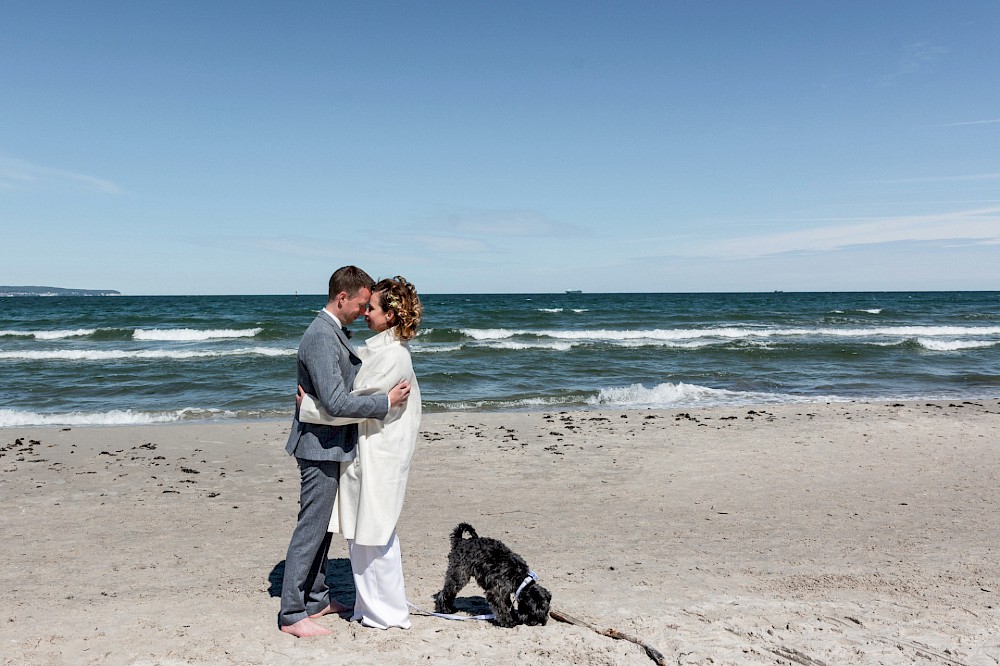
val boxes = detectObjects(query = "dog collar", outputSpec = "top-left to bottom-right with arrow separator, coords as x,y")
514,570 -> 539,600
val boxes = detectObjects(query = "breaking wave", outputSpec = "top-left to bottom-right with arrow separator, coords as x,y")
132,328 -> 263,341
0,347 -> 294,361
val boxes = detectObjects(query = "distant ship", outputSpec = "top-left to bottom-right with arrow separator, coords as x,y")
565,289 -> 583,294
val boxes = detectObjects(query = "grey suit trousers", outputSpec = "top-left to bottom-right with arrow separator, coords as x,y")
278,459 -> 340,626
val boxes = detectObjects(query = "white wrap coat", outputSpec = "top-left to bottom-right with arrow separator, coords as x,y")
298,328 -> 421,546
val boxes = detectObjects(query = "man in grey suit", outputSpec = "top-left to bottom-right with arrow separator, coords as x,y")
279,265 -> 410,638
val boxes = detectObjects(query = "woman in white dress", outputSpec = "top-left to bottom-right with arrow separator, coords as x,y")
297,276 -> 422,629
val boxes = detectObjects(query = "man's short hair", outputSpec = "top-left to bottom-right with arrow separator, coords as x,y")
328,266 -> 375,300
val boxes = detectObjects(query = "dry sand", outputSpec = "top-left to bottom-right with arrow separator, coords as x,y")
2,400 -> 999,665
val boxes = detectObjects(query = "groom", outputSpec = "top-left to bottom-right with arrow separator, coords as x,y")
279,265 -> 410,638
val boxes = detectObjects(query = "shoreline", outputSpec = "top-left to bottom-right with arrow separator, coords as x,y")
6,394 -> 1000,431
3,400 -> 1000,664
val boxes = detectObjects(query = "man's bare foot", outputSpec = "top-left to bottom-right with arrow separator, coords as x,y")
310,600 -> 353,617
280,617 -> 332,638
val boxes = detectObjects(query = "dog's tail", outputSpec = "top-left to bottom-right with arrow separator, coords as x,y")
450,522 -> 478,548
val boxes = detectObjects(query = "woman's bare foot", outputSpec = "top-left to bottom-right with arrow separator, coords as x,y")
280,617 -> 332,637
310,600 -> 353,617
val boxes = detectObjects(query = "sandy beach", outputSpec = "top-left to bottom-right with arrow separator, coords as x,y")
2,400 -> 999,665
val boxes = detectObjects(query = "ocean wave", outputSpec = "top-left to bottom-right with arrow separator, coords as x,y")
411,344 -> 464,354
0,407 -> 289,426
132,327 -> 263,341
916,338 -> 998,351
460,328 -> 517,340
0,347 -> 295,361
433,395 -> 583,411
0,408 -> 187,427
537,308 -> 563,313
0,328 -> 98,340
413,340 -> 575,352
458,325 -> 1000,343
616,339 -> 719,349
480,340 -> 575,351
587,382 -> 835,408
831,308 -> 883,315
432,382 -> 848,412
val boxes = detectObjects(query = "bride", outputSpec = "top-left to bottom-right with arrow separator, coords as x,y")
297,276 -> 422,629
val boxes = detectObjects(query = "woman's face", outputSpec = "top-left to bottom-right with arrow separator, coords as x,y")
364,291 -> 393,333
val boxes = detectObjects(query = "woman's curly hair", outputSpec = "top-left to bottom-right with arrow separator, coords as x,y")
373,276 -> 422,341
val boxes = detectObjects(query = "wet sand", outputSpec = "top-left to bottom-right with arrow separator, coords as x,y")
2,400 -> 999,665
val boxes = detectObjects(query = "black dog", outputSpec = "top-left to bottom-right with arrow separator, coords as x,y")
433,523 -> 551,627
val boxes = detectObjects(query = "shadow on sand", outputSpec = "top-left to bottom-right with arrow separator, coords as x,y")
268,558 -> 355,608
269,559 -> 494,619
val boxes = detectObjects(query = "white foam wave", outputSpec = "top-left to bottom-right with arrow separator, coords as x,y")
587,382 -> 826,408
571,309 -> 589,313
411,344 -> 464,354
544,327 -> 764,341
133,327 -> 263,341
537,308 -> 563,313
0,328 -> 98,339
830,308 -> 882,315
616,339 -> 718,349
0,408 -> 186,427
460,325 -> 1000,343
916,338 -> 997,351
0,347 -> 294,361
460,328 -> 517,340
442,396 -> 580,411
480,340 -> 574,351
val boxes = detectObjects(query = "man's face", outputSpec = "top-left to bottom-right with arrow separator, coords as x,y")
341,288 -> 371,324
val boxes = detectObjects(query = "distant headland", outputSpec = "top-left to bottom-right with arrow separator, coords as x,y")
0,286 -> 122,297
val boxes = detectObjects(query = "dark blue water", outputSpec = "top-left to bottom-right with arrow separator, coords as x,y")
1,292 -> 998,425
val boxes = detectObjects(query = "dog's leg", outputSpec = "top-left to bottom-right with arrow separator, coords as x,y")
486,589 -> 517,627
434,565 -> 468,613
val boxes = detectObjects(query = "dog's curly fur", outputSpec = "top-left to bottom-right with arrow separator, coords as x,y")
433,523 -> 551,627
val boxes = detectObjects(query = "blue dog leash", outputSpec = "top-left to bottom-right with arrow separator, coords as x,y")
407,602 -> 495,622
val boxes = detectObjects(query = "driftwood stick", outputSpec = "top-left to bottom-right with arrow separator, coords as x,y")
549,608 -> 667,666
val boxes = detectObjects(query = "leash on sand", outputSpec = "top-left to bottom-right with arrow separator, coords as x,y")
407,601 -> 494,622
408,604 -> 667,665
407,572 -> 539,622
549,608 -> 667,666
408,567 -> 666,666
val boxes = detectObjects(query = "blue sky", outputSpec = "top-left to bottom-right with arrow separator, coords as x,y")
2,1 -> 999,294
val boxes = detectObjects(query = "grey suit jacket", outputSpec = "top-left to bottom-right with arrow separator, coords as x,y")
284,313 -> 390,461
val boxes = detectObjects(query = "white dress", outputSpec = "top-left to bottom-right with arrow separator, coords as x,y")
298,328 -> 421,629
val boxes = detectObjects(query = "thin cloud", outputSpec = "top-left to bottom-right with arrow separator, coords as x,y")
411,235 -> 491,253
931,118 -> 1000,127
229,235 -> 337,260
184,233 -> 492,264
901,41 -> 948,70
416,208 -> 586,238
687,206 -> 1000,260
882,41 -> 947,85
0,156 -> 121,195
866,173 -> 1000,184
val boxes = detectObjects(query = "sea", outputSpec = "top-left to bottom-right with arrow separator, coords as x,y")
1,292 -> 999,427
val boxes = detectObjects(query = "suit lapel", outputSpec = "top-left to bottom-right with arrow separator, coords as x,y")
319,313 -> 360,361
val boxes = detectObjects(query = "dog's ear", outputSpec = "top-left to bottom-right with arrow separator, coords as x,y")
523,584 -> 550,602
